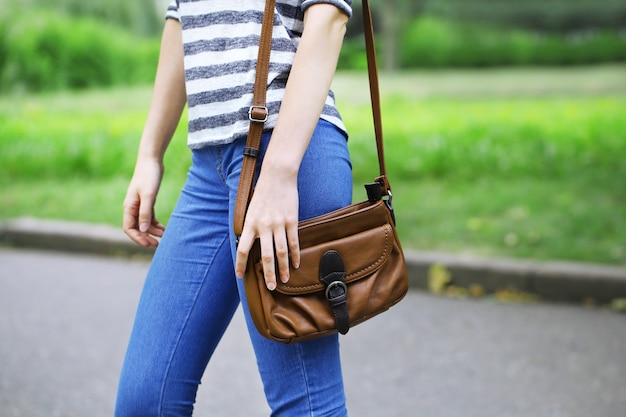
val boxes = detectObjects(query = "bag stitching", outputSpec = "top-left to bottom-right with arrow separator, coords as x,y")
276,224 -> 392,292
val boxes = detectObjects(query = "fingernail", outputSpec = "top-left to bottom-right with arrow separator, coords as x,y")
139,222 -> 149,233
267,282 -> 276,291
280,275 -> 289,283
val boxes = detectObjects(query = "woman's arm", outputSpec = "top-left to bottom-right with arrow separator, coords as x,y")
123,18 -> 187,247
235,4 -> 349,289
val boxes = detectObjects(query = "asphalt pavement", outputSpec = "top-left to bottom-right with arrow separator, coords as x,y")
1,247 -> 625,417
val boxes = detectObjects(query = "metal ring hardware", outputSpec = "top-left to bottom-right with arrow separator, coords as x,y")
248,105 -> 268,122
325,281 -> 347,301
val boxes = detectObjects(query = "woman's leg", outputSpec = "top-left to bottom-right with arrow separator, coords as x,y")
115,149 -> 241,417
225,119 -> 353,416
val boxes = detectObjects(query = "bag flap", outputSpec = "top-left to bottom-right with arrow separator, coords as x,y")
273,223 -> 394,295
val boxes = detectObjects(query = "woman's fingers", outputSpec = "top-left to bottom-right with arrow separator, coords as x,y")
260,232 -> 278,291
235,224 -> 299,291
122,182 -> 164,248
273,229 -> 291,285
286,221 -> 300,271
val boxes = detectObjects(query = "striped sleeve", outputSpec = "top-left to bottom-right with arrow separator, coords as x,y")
301,0 -> 352,17
165,0 -> 180,21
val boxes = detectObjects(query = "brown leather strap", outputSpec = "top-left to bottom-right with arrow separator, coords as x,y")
234,0 -> 386,237
361,0 -> 386,183
233,0 -> 276,237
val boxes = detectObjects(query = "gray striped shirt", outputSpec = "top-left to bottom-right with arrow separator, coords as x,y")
166,0 -> 352,148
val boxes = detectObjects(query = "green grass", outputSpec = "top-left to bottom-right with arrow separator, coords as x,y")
343,93 -> 625,264
346,96 -> 625,181
1,66 -> 625,265
0,177 -> 184,228
391,177 -> 625,264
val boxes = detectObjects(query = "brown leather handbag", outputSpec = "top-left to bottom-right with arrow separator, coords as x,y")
233,0 -> 409,344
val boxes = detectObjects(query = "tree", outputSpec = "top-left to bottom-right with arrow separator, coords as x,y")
363,0 -> 423,71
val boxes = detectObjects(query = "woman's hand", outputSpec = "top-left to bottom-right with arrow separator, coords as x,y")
235,165 -> 301,291
122,157 -> 166,247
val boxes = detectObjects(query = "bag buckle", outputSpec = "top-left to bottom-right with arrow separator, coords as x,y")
248,105 -> 268,122
319,250 -> 350,335
325,281 -> 347,302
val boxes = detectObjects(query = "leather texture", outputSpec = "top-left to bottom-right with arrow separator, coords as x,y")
244,198 -> 409,343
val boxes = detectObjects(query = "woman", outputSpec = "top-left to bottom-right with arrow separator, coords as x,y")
115,0 -> 353,415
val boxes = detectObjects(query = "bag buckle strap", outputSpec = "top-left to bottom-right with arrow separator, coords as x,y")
319,250 -> 350,335
365,182 -> 396,225
248,105 -> 268,123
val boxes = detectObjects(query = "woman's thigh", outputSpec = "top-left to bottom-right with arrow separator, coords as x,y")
225,119 -> 352,416
297,118 -> 353,219
115,149 -> 241,417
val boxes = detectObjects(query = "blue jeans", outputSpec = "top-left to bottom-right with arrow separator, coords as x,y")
115,120 -> 352,416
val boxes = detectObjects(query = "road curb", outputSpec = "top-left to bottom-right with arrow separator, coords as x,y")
0,217 -> 154,258
2,217 -> 626,304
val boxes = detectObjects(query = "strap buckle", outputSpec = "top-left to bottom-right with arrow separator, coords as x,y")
325,281 -> 347,303
319,250 -> 350,335
248,105 -> 268,123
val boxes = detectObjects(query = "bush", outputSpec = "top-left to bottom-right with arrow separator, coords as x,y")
18,0 -> 162,36
0,10 -> 159,92
398,16 -> 626,68
421,0 -> 626,33
337,39 -> 369,71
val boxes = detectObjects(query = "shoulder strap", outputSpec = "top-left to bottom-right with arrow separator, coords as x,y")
233,0 -> 276,237
233,0 -> 385,237
361,0 -> 389,187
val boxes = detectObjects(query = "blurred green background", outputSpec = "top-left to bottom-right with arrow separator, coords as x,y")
1,0 -> 625,265
2,0 -> 626,91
